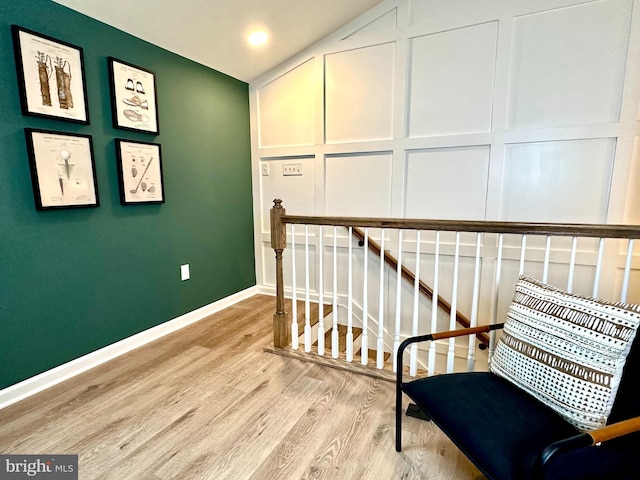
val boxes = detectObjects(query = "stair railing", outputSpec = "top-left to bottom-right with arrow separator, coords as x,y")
351,227 -> 490,348
270,199 -> 640,377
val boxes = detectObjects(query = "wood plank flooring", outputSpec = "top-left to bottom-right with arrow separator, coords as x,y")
0,295 -> 485,480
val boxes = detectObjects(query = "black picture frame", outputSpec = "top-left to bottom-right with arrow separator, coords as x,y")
115,139 -> 165,205
108,57 -> 160,135
25,128 -> 99,210
12,25 -> 90,124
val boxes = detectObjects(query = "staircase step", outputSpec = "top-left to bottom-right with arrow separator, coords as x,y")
318,324 -> 362,350
358,344 -> 391,363
287,299 -> 332,334
272,299 -> 403,378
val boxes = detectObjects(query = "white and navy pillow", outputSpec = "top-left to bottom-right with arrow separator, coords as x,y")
490,276 -> 640,431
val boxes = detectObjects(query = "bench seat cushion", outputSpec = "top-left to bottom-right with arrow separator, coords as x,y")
402,372 -> 640,480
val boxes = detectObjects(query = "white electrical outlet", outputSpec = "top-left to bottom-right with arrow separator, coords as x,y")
283,162 -> 302,176
261,163 -> 269,176
181,264 -> 190,281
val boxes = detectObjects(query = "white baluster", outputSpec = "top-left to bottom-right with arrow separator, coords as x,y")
291,224 -> 298,350
447,232 -> 461,374
332,226 -> 339,358
317,226 -> 325,356
542,235 -> 551,284
567,237 -> 577,293
346,227 -> 354,362
304,225 -> 311,352
393,230 -> 403,373
410,231 -> 421,377
361,228 -> 369,365
467,233 -> 482,372
427,232 -> 440,376
621,239 -> 634,303
489,234 -> 504,357
593,238 -> 605,298
519,235 -> 527,276
376,231 -> 386,369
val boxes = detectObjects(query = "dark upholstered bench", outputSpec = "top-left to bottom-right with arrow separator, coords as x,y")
395,276 -> 640,480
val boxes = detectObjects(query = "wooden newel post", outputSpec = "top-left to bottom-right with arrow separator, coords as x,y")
271,199 -> 290,348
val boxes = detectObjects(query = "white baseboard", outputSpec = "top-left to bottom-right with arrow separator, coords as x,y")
0,286 -> 259,411
256,285 -> 276,296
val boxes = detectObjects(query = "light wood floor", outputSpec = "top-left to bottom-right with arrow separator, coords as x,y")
0,295 -> 484,480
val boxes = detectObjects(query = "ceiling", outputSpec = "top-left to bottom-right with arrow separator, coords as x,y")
53,0 -> 385,83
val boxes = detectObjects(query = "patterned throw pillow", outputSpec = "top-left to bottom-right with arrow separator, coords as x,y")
490,275 -> 640,431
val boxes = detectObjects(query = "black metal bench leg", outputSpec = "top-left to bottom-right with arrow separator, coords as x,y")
405,403 -> 431,421
396,386 -> 402,451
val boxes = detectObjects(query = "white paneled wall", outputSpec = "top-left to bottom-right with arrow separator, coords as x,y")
326,153 -> 393,216
408,22 -> 498,137
500,139 -> 616,223
257,59 -> 316,148
627,137 -> 640,224
506,0 -> 632,130
325,43 -> 396,143
251,0 -> 640,326
405,146 -> 491,220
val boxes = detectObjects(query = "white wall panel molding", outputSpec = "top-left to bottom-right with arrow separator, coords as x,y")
484,140 -> 506,221
314,0 -> 401,52
325,153 -> 393,217
342,8 -> 398,42
499,138 -> 616,223
258,139 -> 397,159
323,33 -> 401,58
402,133 -> 495,150
390,148 -> 407,217
408,21 -> 498,137
257,58 -> 316,148
610,136 -> 639,223
325,43 -> 396,144
313,55 -> 326,147
409,0 -> 502,31
314,153 -> 327,216
509,0 -> 621,17
506,0 -> 633,130
259,156 -> 317,232
619,1 -> 640,123
392,36 -> 410,140
623,137 -> 640,224
259,154 -> 316,162
492,124 -> 628,144
256,124 -> 629,160
404,146 -> 491,220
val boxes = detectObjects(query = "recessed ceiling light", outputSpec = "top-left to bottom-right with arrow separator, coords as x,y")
248,31 -> 268,46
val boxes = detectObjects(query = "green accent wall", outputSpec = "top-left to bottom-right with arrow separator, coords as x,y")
0,0 -> 255,389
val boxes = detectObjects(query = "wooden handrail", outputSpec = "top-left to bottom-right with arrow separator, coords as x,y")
351,227 -> 490,347
282,215 -> 640,239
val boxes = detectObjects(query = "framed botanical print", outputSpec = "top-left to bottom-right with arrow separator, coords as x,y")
12,25 -> 90,124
